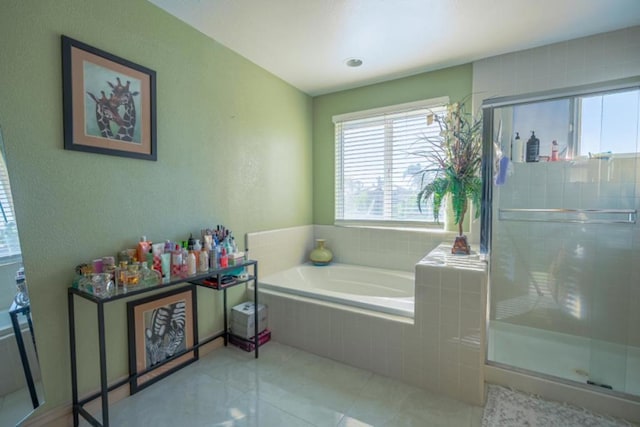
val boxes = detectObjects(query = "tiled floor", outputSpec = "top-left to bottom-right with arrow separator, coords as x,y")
0,381 -> 43,427
83,341 -> 484,426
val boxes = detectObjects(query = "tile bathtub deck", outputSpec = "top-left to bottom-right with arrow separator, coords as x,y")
82,341 -> 484,427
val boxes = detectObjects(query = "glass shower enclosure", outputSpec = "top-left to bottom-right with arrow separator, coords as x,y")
480,77 -> 640,399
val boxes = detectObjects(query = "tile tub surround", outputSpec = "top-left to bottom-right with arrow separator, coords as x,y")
313,224 -> 458,272
246,225 -> 315,277
415,244 -> 487,405
247,224 -> 459,275
255,243 -> 487,406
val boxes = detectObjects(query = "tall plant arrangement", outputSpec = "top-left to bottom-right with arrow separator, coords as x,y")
414,98 -> 482,254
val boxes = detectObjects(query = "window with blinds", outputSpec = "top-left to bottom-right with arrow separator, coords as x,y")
0,152 -> 21,259
334,97 -> 448,226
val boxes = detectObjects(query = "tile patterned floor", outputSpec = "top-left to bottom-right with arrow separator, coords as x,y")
82,341 -> 484,426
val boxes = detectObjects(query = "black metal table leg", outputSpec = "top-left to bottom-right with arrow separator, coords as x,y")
68,291 -> 79,427
223,288 -> 228,346
97,302 -> 109,426
26,307 -> 38,360
254,263 -> 259,359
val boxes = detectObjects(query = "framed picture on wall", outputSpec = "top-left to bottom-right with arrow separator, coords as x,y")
127,286 -> 198,394
61,35 -> 157,160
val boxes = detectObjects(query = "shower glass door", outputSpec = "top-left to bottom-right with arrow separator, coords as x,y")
483,79 -> 640,399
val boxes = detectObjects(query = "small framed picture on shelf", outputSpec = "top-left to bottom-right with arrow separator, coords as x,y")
127,285 -> 197,394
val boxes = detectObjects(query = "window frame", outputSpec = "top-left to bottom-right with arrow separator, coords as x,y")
333,96 -> 450,228
0,148 -> 21,261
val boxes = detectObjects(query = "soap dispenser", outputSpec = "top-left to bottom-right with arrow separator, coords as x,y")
526,131 -> 540,163
512,132 -> 523,163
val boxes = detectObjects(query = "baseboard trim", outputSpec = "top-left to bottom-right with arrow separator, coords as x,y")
22,336 -> 224,427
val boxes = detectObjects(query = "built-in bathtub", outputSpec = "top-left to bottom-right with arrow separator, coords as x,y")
246,228 -> 485,406
259,263 -> 415,318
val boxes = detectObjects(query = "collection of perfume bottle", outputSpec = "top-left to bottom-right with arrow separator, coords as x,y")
73,225 -> 247,298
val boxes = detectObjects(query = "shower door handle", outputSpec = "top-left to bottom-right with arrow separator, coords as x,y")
497,208 -> 637,224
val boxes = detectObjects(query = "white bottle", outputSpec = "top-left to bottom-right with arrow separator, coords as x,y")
512,132 -> 524,163
187,252 -> 197,276
198,249 -> 209,273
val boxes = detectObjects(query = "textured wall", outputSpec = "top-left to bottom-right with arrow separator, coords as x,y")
0,0 -> 312,413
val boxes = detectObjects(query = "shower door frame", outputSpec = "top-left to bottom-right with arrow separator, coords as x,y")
480,76 -> 640,402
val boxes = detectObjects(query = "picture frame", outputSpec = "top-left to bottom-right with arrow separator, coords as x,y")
127,286 -> 198,394
61,35 -> 157,161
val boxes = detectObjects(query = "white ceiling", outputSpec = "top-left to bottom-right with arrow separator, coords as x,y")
148,0 -> 640,96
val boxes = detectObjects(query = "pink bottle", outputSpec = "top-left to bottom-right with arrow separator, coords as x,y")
220,247 -> 228,268
171,244 -> 183,277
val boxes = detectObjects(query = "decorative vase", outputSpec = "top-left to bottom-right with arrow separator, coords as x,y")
452,235 -> 471,255
310,239 -> 333,266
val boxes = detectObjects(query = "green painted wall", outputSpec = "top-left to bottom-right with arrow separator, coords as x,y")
312,65 -> 473,224
0,0 -> 312,413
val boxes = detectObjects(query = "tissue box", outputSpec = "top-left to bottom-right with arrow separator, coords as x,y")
230,301 -> 267,339
229,328 -> 271,352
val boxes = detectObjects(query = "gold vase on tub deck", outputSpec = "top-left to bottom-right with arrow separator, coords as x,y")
310,239 -> 333,266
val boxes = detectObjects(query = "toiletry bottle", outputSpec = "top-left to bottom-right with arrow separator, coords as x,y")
137,236 -> 151,265
220,247 -> 228,268
181,246 -> 189,276
550,140 -> 559,161
104,264 -> 117,288
171,244 -> 183,277
139,262 -> 161,286
117,261 -> 128,289
199,248 -> 209,273
526,131 -> 540,162
127,262 -> 140,287
145,248 -> 154,269
512,132 -> 523,163
193,238 -> 201,267
187,251 -> 197,276
210,241 -> 219,269
160,252 -> 171,279
203,235 -> 212,252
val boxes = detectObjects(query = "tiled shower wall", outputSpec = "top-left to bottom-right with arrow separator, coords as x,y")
473,27 -> 640,353
472,26 -> 640,106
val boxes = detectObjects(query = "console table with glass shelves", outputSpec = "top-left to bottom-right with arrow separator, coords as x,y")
67,260 -> 258,427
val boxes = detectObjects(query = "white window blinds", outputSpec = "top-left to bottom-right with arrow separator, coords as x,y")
0,151 -> 21,258
334,98 -> 448,226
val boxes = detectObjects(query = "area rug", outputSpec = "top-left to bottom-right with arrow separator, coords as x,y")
482,385 -> 636,427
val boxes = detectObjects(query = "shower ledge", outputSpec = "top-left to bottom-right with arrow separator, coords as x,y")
417,242 -> 487,272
